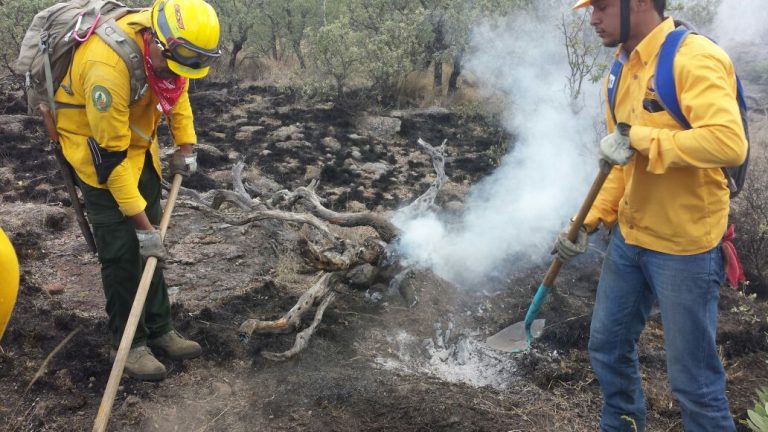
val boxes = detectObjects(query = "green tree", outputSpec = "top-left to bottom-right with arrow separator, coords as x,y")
561,9 -> 610,104
0,0 -> 55,79
210,0 -> 261,71
346,0 -> 430,98
668,0 -> 722,30
420,0 -> 534,94
307,16 -> 362,99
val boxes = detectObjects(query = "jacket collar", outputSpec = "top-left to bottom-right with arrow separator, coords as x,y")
615,16 -> 676,64
123,9 -> 153,32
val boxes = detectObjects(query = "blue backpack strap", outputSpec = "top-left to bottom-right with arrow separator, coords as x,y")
607,59 -> 624,126
729,75 -> 750,195
655,26 -> 750,197
736,76 -> 748,121
655,27 -> 692,129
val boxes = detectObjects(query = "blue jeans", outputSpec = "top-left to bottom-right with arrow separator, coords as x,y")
589,226 -> 735,431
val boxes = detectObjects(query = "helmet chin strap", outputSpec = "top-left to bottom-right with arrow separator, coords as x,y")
620,0 -> 631,44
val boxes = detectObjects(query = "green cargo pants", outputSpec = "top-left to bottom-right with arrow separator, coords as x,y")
77,152 -> 173,348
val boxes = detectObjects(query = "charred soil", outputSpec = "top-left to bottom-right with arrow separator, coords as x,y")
1,83 -> 766,431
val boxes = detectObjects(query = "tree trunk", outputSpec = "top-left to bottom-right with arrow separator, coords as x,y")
335,76 -> 344,100
321,0 -> 327,26
229,41 -> 243,71
293,42 -> 306,69
433,62 -> 443,91
271,31 -> 279,61
429,10 -> 446,90
448,55 -> 462,95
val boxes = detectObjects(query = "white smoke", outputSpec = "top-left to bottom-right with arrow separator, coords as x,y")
395,5 -> 602,288
712,0 -> 768,48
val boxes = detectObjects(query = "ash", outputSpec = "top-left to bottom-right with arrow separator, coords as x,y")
375,322 -> 518,390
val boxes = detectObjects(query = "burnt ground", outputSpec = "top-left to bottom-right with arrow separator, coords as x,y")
0,82 -> 767,432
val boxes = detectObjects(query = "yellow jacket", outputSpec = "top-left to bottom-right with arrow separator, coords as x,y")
54,10 -> 196,217
585,18 -> 748,255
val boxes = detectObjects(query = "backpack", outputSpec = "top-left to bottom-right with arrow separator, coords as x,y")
15,0 -> 148,115
607,24 -> 750,198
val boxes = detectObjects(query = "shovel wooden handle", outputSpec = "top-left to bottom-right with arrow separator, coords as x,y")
39,103 -> 98,254
92,174 -> 183,432
542,161 -> 613,288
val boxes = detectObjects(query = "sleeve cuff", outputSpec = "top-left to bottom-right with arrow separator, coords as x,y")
172,130 -> 196,145
629,125 -> 653,156
584,216 -> 600,234
120,199 -> 147,217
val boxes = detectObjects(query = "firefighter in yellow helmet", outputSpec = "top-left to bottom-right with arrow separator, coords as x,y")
151,0 -> 221,79
53,0 -> 220,381
0,228 -> 20,342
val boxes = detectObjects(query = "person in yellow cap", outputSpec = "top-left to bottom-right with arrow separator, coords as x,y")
553,0 -> 746,430
54,0 -> 221,381
0,228 -> 20,342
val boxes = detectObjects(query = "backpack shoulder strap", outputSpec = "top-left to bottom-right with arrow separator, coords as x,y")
93,18 -> 147,104
654,27 -> 691,129
606,58 -> 624,126
656,27 -> 751,198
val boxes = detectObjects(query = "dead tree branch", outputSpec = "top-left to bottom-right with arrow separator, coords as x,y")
261,291 -> 337,361
398,138 -> 448,217
238,272 -> 336,338
178,199 -> 335,239
289,180 -> 400,243
299,237 -> 385,271
172,137 -> 451,360
26,326 -> 82,392
166,161 -> 261,210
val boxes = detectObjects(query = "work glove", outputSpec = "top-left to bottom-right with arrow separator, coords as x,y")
136,229 -> 168,261
552,220 -> 589,263
599,123 -> 634,166
171,150 -> 197,177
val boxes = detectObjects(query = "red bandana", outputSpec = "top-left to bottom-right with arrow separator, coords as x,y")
722,224 -> 746,289
142,31 -> 186,116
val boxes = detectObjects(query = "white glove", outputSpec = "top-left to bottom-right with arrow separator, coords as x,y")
171,150 -> 197,177
599,123 -> 634,166
552,221 -> 588,263
136,229 -> 168,260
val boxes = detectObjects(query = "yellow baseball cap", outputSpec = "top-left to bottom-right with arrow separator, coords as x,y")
573,0 -> 591,9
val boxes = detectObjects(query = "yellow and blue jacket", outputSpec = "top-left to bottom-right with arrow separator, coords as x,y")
585,17 -> 748,255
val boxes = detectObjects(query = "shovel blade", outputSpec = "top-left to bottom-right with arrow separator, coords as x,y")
485,319 -> 546,353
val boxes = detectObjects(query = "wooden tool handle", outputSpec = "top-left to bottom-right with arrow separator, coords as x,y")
542,161 -> 612,288
38,103 -> 60,142
92,174 -> 183,432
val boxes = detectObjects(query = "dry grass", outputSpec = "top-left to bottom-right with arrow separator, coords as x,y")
398,66 -> 507,115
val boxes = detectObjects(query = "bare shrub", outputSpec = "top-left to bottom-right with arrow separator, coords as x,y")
731,117 -> 768,297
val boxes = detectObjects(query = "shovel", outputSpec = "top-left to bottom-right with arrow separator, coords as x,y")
486,161 -> 613,353
92,174 -> 183,432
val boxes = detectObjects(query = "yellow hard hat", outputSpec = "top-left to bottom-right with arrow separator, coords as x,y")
151,0 -> 221,79
573,0 -> 591,9
0,228 -> 19,341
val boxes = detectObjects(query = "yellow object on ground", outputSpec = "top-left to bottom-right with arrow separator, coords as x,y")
0,228 -> 20,341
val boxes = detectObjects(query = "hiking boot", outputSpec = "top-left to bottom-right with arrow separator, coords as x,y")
110,346 -> 167,381
147,330 -> 202,360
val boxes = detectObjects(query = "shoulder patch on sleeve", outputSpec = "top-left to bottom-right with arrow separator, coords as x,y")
91,85 -> 113,112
